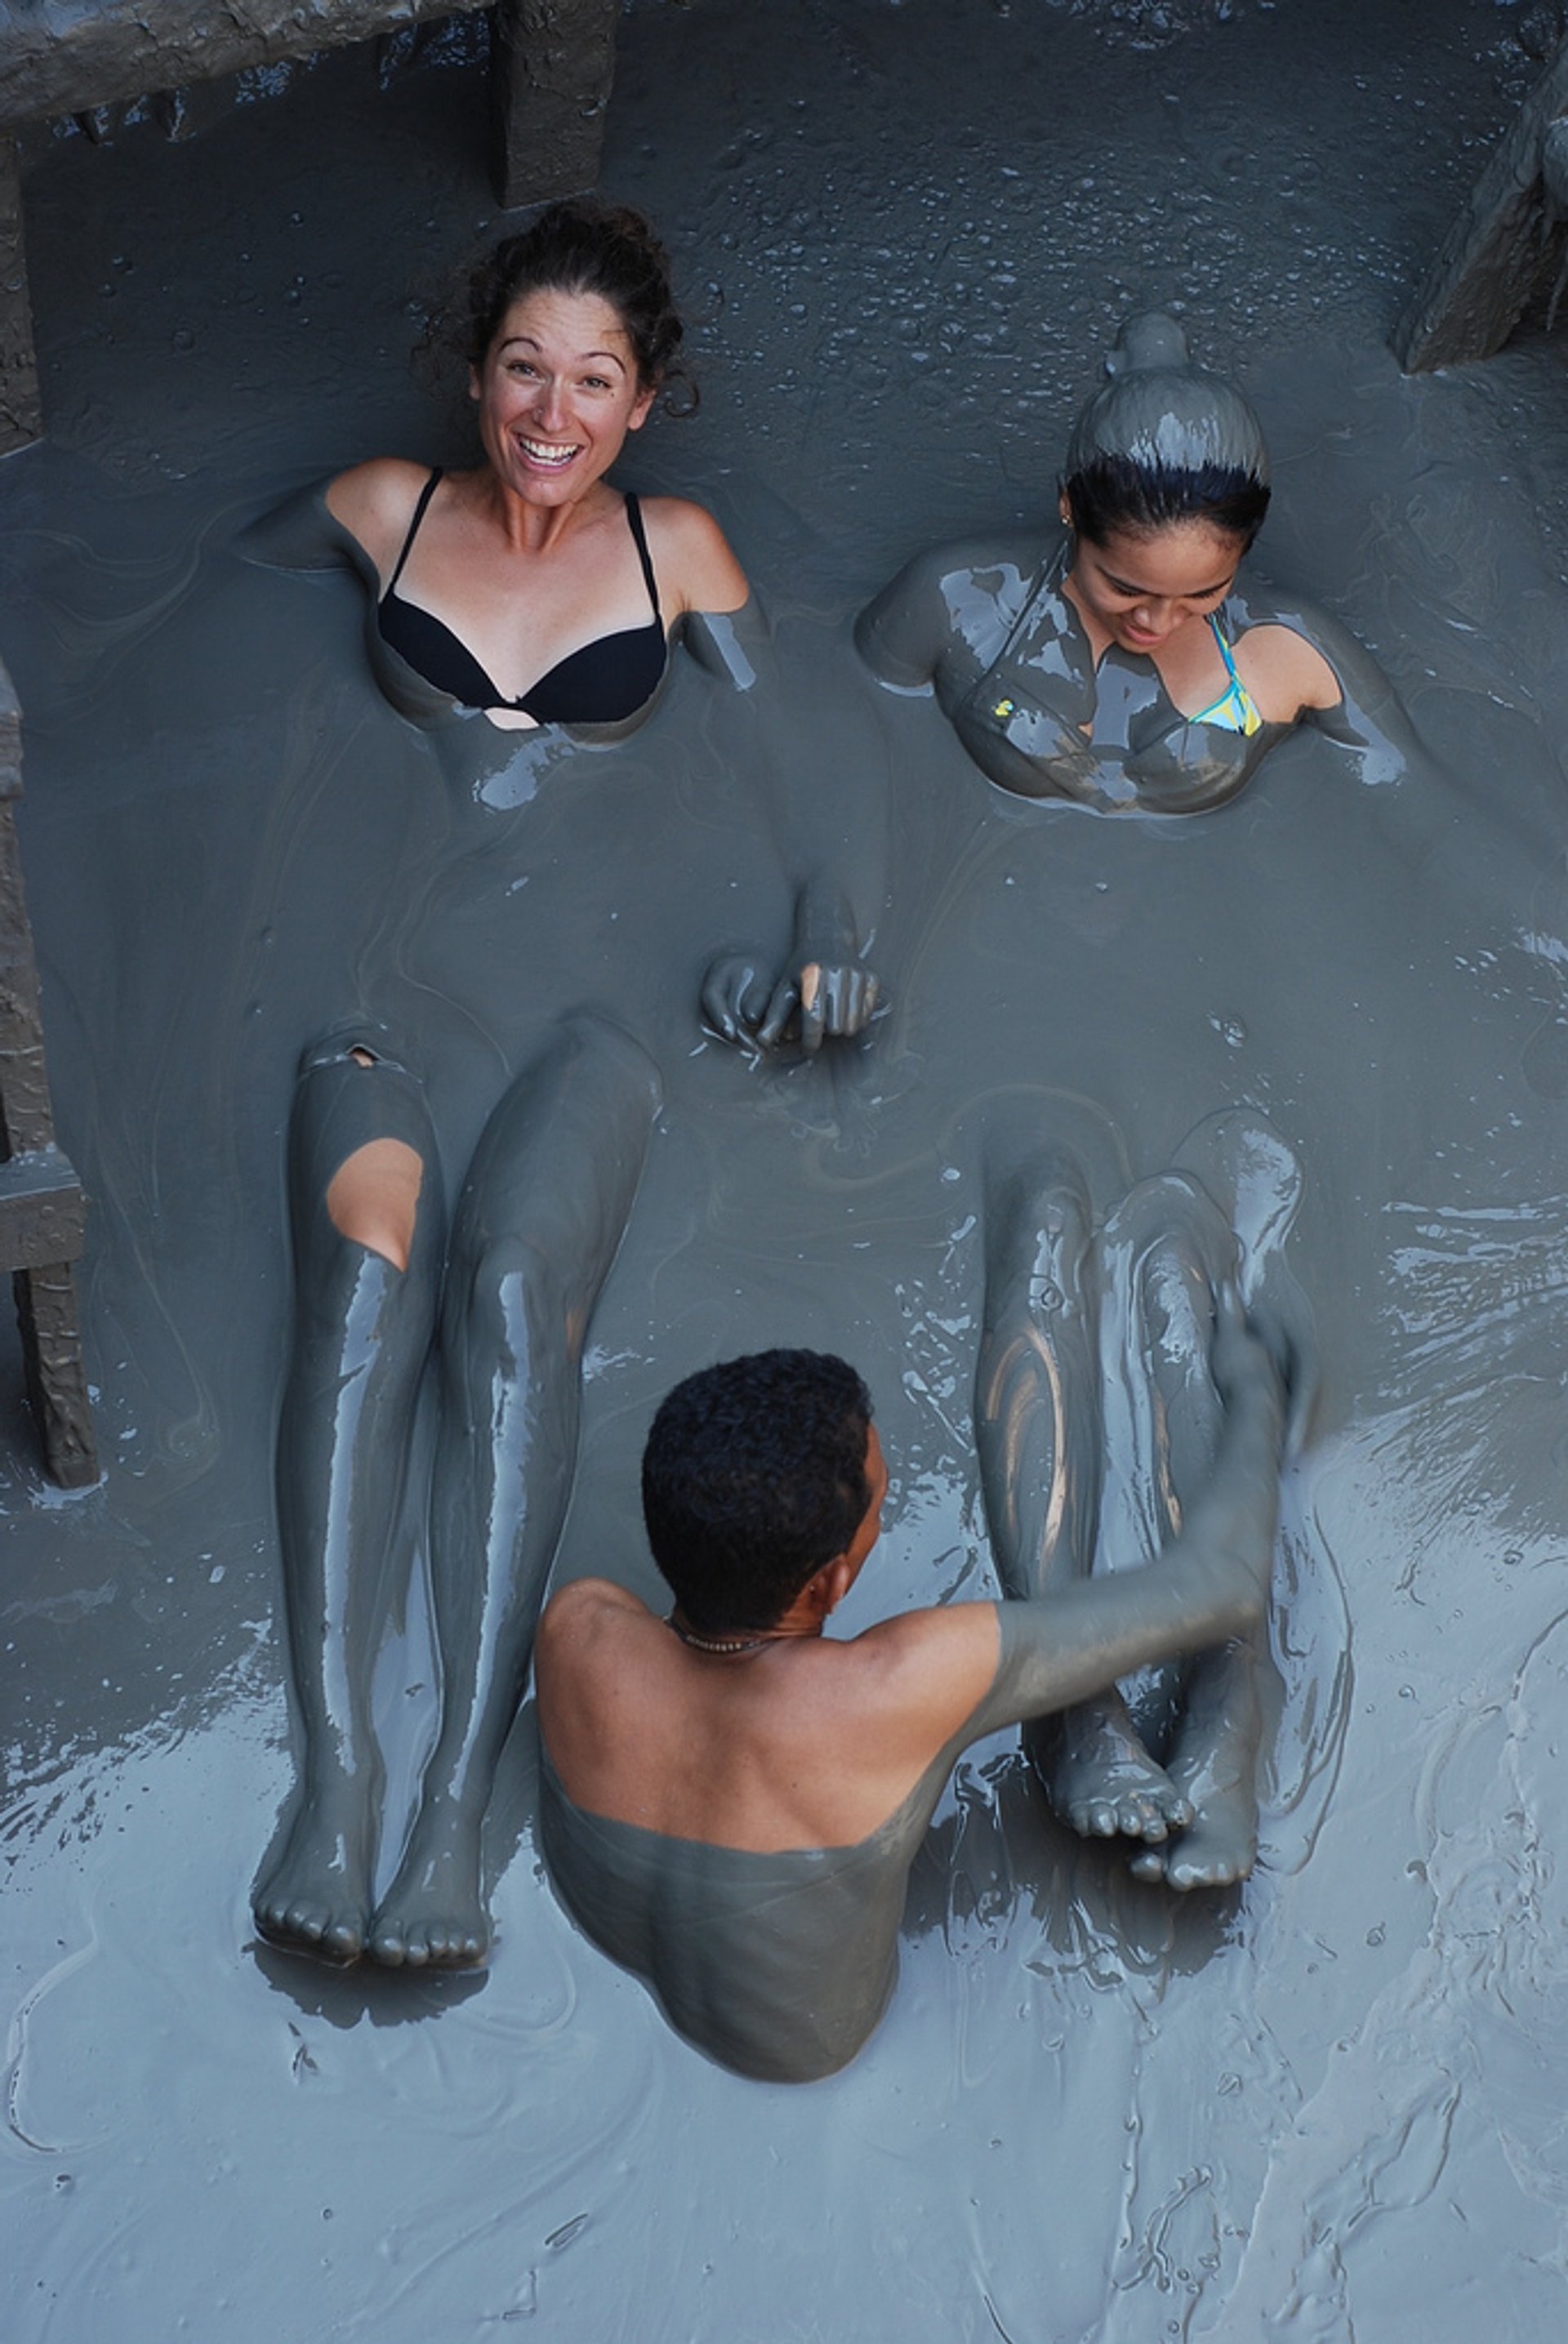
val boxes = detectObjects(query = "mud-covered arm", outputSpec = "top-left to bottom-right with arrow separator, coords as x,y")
233,479 -> 377,587
854,533 -> 1039,697
1286,601 -> 1426,787
853,544 -> 956,690
962,1314 -> 1283,1745
1278,592 -> 1557,869
687,598 -> 885,1056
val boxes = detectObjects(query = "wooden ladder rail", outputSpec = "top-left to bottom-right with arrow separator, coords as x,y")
0,657 -> 98,1486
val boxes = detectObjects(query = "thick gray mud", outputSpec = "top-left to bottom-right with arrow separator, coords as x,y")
5,2 -> 1568,2337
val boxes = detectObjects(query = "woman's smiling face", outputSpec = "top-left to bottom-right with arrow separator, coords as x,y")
471,286 -> 657,507
1063,510 -> 1245,655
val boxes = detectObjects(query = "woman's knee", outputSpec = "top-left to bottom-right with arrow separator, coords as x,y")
290,1028 -> 441,1272
326,1138 -> 426,1273
441,1227 -> 587,1377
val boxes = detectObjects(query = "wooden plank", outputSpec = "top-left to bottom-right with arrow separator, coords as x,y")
0,657 -> 99,1481
0,650 -> 20,787
1396,31 -> 1568,372
0,0 -> 490,130
0,1148 -> 87,1272
0,803 -> 56,1156
490,0 -> 616,211
0,135 -> 40,452
14,1260 -> 98,1487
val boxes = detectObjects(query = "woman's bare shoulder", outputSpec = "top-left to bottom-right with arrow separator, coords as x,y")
638,493 -> 751,617
1230,583 -> 1356,715
325,457 -> 434,573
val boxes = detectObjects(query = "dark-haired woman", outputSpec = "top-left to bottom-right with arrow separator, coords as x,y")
327,200 -> 746,733
252,205 -> 878,1977
857,311 -> 1414,815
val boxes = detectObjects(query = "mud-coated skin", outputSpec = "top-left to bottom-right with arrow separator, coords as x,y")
252,1012 -> 662,1969
538,1739 -> 949,2084
254,1028 -> 446,1963
856,528 -> 1420,814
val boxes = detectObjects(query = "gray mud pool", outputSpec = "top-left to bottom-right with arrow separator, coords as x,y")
6,2 -> 1568,2337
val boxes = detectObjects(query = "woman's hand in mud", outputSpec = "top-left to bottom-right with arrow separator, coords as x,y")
701,951 -> 776,1049
773,955 -> 883,1054
700,950 -> 884,1056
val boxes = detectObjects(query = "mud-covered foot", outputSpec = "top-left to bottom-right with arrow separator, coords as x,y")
1127,1765 -> 1258,1891
1036,1700 -> 1195,1843
253,1772 -> 376,1963
369,1803 -> 490,1968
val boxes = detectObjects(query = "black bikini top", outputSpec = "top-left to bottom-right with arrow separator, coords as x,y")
377,470 -> 667,723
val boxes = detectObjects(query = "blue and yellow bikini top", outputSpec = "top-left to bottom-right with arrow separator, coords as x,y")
954,542 -> 1284,814
1190,613 -> 1265,737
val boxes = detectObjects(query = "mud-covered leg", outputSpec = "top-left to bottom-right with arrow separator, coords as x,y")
1171,1108 -> 1316,1450
974,1121 -> 1190,1845
255,1032 -> 444,1962
1113,1170 -> 1282,1891
371,1014 -> 662,1968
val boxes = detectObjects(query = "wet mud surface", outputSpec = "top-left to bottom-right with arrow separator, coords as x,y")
6,1 -> 1568,2335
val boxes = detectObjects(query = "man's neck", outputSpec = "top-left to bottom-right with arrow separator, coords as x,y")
666,1602 -> 822,1654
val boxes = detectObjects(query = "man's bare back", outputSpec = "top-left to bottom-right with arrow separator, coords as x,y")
535,1332 -> 1282,2080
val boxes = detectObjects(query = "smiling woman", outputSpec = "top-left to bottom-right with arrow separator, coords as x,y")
857,311 -> 1414,815
325,200 -> 749,733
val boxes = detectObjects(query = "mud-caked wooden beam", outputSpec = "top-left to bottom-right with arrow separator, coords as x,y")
0,137 -> 41,455
0,0 -> 485,128
490,0 -> 617,210
1396,29 -> 1568,372
0,659 -> 97,1486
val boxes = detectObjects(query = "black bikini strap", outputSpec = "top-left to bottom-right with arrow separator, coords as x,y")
624,492 -> 662,624
385,468 -> 443,595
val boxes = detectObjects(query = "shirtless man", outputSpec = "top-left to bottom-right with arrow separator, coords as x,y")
536,1260 -> 1285,2082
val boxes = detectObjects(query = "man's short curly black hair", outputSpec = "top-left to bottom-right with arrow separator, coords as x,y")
641,1350 -> 875,1633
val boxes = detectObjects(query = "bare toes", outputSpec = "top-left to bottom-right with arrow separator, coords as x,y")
252,1780 -> 376,1966
256,1898 -> 365,1964
1166,1848 -> 1252,1892
369,1913 -> 488,1970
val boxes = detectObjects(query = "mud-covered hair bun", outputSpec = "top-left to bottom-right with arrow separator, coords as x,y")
1062,312 -> 1271,547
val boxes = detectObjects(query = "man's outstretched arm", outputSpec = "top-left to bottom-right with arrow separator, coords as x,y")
966,1306 -> 1282,1742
